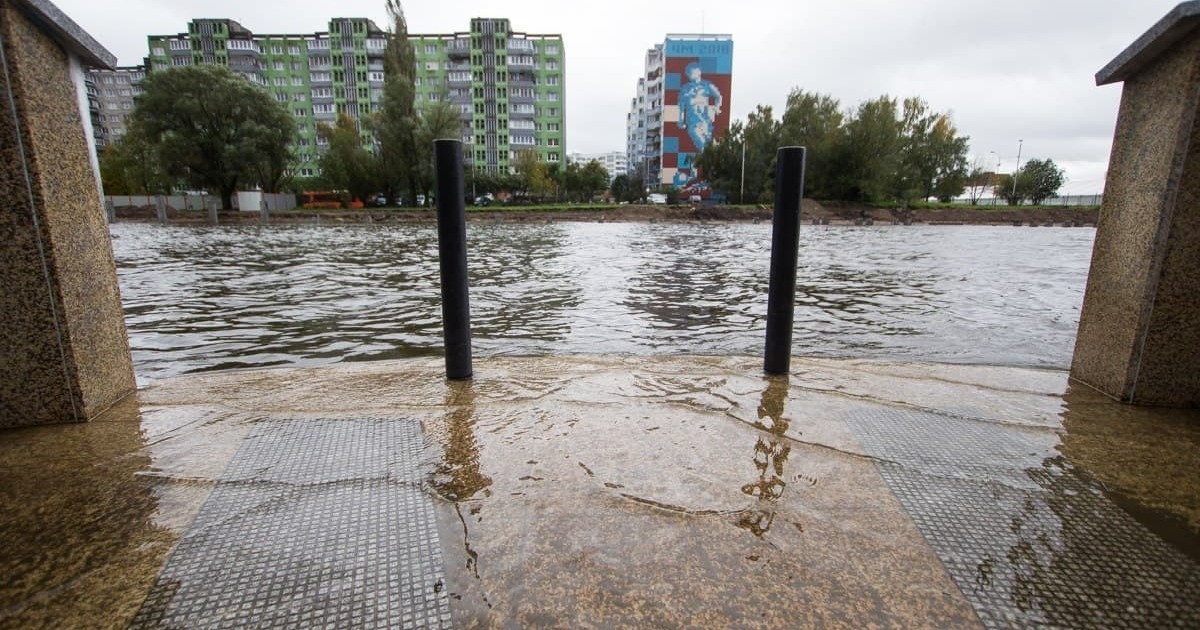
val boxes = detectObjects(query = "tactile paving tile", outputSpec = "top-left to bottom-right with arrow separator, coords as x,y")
844,408 -> 1200,629
131,418 -> 451,629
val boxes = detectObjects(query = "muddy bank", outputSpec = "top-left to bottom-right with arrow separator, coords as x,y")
112,199 -> 1098,226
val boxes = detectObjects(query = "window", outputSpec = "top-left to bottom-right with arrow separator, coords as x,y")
547,75 -> 560,86
368,71 -> 384,82
460,104 -> 471,114
311,87 -> 332,98
292,61 -> 302,71
293,93 -> 307,101
548,138 -> 559,147
547,107 -> 559,116
547,60 -> 559,70
289,45 -> 301,55
425,61 -> 439,71
151,47 -> 164,56
275,93 -> 288,102
425,44 -> 436,54
292,77 -> 303,86
548,92 -> 559,102
294,108 -> 307,117
547,152 -> 560,162
547,123 -> 560,132
545,44 -> 559,54
169,39 -> 189,50
273,61 -> 284,71
313,103 -> 335,114
273,76 -> 286,86
310,72 -> 332,82
171,57 -> 191,66
272,45 -> 283,54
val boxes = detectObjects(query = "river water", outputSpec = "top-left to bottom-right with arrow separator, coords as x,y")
110,222 -> 1095,383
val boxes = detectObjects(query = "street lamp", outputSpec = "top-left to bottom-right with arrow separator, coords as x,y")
988,150 -> 1000,206
739,140 -> 746,205
1010,139 -> 1023,206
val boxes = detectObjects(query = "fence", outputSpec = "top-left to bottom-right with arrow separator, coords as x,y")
952,193 -> 1104,207
106,192 -> 297,212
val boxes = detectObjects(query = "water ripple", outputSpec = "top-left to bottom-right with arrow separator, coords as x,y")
111,223 -> 1094,383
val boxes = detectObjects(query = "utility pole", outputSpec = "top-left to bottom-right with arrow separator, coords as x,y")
1010,139 -> 1023,205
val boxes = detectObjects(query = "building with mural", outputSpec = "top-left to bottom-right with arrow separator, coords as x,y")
93,17 -> 564,178
626,34 -> 732,197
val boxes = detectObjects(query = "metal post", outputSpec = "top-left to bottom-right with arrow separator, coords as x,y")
434,139 -> 473,380
764,146 -> 806,375
260,196 -> 269,223
155,195 -> 166,224
104,198 -> 115,224
207,199 -> 218,226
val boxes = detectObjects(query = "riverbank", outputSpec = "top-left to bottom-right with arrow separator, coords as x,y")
110,200 -> 1099,226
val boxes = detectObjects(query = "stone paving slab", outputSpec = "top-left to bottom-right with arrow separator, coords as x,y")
129,418 -> 450,629
844,408 -> 1200,629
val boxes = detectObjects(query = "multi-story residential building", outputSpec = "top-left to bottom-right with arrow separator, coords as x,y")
411,18 -> 565,174
626,44 -> 663,186
626,35 -> 732,197
568,151 -> 628,182
94,16 -> 564,179
144,18 -> 386,178
89,65 -> 145,152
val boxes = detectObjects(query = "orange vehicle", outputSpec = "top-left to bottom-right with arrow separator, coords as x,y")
300,190 -> 363,209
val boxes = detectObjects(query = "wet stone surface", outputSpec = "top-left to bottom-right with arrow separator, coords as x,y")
1,356 -> 1197,628
845,408 -> 1200,629
129,418 -> 449,629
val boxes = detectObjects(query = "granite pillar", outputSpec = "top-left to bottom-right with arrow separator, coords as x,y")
1072,2 -> 1200,406
0,0 -> 134,427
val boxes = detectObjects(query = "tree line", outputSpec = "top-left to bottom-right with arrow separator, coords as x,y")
695,89 -> 1065,206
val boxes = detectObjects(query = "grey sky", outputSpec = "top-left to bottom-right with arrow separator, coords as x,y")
55,0 -> 1179,194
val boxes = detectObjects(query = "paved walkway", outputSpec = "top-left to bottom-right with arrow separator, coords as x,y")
1,356 -> 1197,628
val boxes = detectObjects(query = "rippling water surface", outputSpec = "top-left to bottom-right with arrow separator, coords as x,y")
111,222 -> 1095,382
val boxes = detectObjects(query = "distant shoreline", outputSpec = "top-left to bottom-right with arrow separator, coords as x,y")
110,201 -> 1099,227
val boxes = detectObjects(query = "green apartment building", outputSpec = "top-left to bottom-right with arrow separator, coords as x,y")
129,17 -> 565,178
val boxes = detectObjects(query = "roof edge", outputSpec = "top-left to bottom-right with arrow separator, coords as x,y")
1097,1 -> 1200,85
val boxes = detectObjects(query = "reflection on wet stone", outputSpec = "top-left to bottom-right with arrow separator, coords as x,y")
429,380 -> 492,502
737,376 -> 793,538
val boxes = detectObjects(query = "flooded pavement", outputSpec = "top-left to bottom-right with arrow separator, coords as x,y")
0,356 -> 1197,628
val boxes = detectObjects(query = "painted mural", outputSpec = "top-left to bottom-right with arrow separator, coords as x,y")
662,37 -> 733,197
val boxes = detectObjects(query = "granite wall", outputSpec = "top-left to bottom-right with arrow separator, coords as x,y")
0,0 -> 134,427
1071,33 -> 1200,406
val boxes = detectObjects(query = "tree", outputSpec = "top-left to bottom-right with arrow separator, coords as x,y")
840,96 -> 903,202
130,64 -> 295,209
412,96 -> 465,205
318,113 -> 378,205
1021,158 -> 1066,205
98,127 -> 173,195
579,160 -> 610,201
778,90 -> 843,199
514,149 -> 552,202
964,156 -> 991,206
377,0 -> 420,206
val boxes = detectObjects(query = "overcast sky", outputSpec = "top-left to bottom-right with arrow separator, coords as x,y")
56,0 -> 1180,194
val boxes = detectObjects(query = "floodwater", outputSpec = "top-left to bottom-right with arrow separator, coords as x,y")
110,222 -> 1096,382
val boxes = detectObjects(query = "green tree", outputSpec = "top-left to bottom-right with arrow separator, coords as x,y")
318,113 -> 378,205
514,149 -> 552,202
779,90 -> 843,199
98,127 -> 173,195
131,64 -> 295,209
579,160 -> 610,201
411,96 -> 463,205
840,95 -> 903,202
1021,158 -> 1066,205
377,0 -> 419,206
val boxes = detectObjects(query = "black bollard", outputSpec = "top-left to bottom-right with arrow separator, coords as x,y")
434,139 -> 473,380
764,146 -> 807,375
